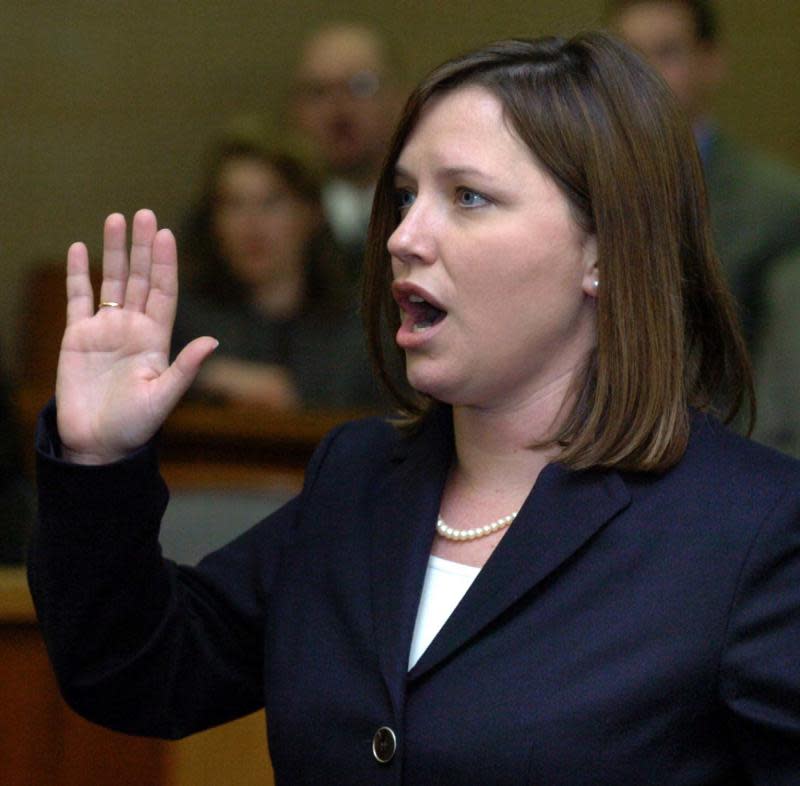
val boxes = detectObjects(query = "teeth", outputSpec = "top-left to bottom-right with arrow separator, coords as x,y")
412,321 -> 433,332
409,294 -> 426,303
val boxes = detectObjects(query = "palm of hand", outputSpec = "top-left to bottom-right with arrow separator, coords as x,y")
56,210 -> 218,464
58,309 -> 172,460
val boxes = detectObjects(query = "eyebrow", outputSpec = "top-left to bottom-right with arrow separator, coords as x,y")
394,163 -> 497,182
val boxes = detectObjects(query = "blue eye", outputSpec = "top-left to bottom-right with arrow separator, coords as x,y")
395,188 -> 415,213
457,188 -> 489,208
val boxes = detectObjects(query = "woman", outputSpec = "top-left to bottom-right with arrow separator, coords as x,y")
29,33 -> 800,784
174,139 -> 378,409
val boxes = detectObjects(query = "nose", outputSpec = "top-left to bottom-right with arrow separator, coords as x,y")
386,199 -> 437,268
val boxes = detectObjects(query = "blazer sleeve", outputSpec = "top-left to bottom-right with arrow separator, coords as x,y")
27,400 -> 340,739
719,480 -> 800,783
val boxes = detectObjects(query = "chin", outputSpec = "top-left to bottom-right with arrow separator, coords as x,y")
405,367 -> 462,405
406,365 -> 519,411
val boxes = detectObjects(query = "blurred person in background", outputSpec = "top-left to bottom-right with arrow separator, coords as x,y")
609,0 -> 800,456
608,0 -> 800,333
174,139 -> 380,410
290,22 -> 402,282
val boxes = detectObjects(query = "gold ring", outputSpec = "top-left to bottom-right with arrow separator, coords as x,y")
98,301 -> 123,309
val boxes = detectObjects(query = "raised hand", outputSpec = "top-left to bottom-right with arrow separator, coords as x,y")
56,210 -> 218,464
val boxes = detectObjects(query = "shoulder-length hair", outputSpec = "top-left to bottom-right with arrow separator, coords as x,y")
181,139 -> 350,312
362,32 -> 753,473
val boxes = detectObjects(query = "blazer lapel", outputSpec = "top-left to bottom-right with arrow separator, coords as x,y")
369,408 -> 453,712
408,462 -> 631,680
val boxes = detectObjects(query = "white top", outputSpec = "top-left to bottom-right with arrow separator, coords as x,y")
408,555 -> 481,670
322,179 -> 375,246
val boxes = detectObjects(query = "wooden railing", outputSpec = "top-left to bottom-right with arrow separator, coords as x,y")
14,383 -> 368,489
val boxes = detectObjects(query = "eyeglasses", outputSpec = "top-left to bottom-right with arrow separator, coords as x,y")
295,70 -> 381,102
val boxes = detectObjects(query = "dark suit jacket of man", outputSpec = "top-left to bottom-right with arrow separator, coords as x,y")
705,133 -> 800,457
754,254 -> 800,457
705,131 -> 800,349
29,403 -> 800,785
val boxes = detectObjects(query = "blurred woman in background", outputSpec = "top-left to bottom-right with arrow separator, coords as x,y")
174,139 -> 379,410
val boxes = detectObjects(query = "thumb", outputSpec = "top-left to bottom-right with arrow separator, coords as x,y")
154,336 -> 219,414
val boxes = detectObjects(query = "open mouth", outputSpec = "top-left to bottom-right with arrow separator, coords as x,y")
404,293 -> 447,332
392,282 -> 449,342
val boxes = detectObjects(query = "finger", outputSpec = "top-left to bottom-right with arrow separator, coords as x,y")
153,336 -> 219,414
65,242 -> 94,325
99,213 -> 129,307
145,227 -> 179,329
124,209 -> 158,311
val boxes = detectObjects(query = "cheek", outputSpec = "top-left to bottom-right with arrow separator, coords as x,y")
460,230 -> 586,320
297,103 -> 326,132
214,216 -> 244,254
660,62 -> 693,98
283,215 -> 315,247
458,234 -> 542,293
361,105 -> 388,133
256,215 -> 289,243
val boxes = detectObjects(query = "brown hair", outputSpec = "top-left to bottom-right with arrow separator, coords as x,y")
181,139 -> 350,311
362,32 -> 753,472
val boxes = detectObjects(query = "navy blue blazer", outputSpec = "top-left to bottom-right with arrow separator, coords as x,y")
29,404 -> 800,785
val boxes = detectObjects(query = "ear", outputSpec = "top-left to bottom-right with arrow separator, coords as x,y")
580,234 -> 599,298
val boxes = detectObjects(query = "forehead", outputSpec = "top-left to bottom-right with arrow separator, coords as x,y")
297,28 -> 385,81
217,158 -> 281,188
397,86 -> 529,170
615,2 -> 698,45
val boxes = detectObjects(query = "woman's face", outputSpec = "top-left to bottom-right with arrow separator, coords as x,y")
388,85 -> 598,411
212,157 -> 318,288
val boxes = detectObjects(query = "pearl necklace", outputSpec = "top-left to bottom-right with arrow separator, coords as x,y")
436,511 -> 518,542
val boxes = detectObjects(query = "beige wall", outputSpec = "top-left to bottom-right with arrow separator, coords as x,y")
4,0 -> 799,378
